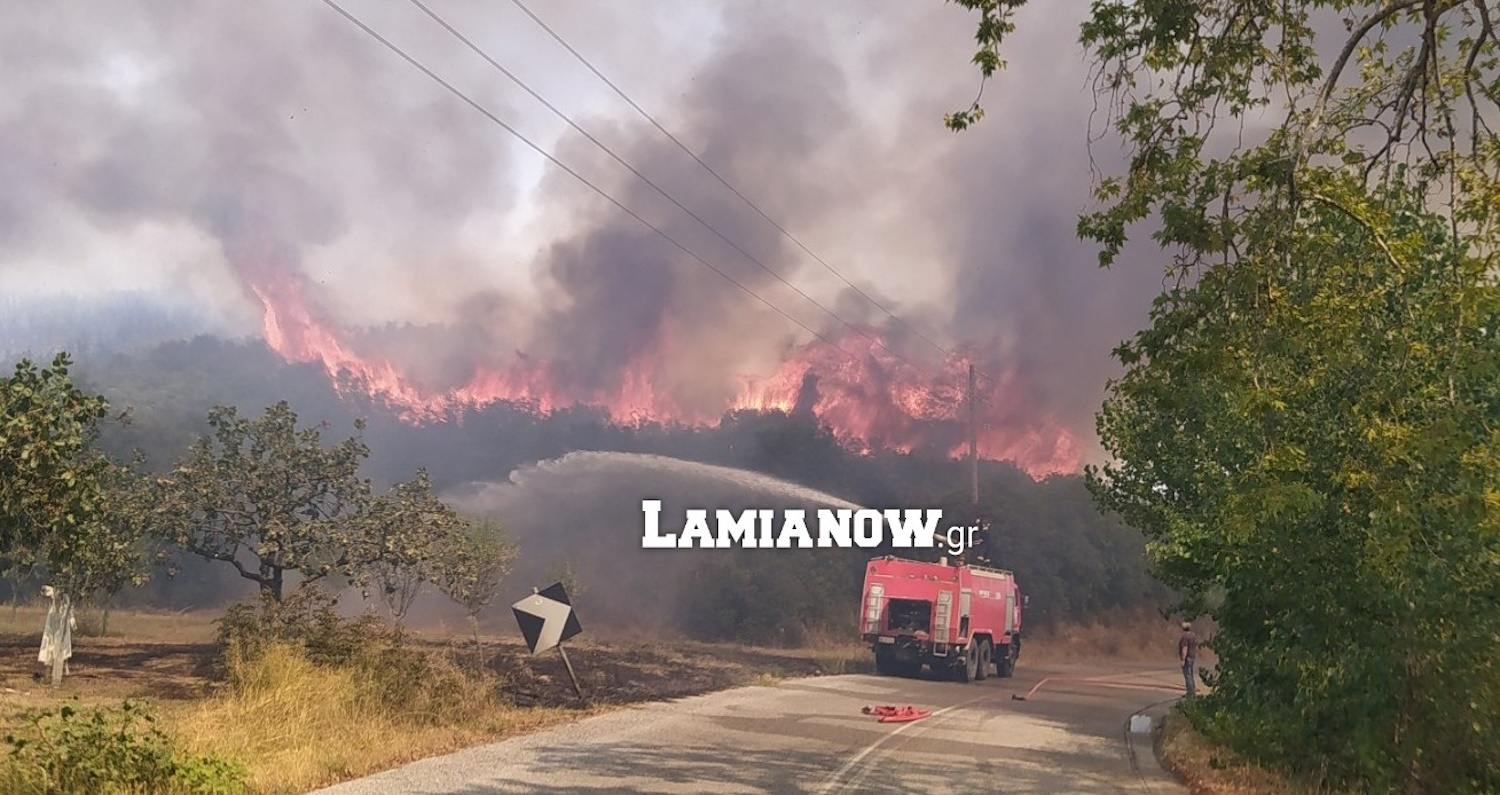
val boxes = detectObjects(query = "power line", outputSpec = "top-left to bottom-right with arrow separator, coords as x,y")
505,0 -> 963,368
404,0 -> 940,379
316,0 -> 870,369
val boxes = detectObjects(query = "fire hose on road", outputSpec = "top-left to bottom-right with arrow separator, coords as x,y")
861,704 -> 933,723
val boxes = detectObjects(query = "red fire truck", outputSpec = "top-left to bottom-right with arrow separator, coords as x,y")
859,555 -> 1025,682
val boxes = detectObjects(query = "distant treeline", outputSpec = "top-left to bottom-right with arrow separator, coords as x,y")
1,336 -> 1172,640
0,291 -> 223,362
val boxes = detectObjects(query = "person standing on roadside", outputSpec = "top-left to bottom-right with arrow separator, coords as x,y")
1178,620 -> 1198,697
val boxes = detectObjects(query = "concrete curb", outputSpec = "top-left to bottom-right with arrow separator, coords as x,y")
1124,696 -> 1190,793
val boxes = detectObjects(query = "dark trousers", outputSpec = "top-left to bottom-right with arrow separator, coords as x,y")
1182,658 -> 1196,696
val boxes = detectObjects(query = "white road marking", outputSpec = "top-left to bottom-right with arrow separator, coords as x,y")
839,704 -> 976,793
819,670 -> 1186,794
815,691 -> 997,794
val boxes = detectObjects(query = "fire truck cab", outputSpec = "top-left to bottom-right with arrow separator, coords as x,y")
859,555 -> 1024,682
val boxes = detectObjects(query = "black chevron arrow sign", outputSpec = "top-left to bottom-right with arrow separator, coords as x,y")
511,581 -> 583,655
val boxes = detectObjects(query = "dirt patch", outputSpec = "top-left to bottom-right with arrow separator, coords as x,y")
0,633 -> 220,704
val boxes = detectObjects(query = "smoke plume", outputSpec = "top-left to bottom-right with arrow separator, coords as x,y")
1,0 -> 1169,474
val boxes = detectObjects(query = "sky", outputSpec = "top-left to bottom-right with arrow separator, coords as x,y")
0,0 -> 1171,464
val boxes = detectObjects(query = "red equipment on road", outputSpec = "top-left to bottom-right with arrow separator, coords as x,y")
859,555 -> 1025,682
861,704 -> 933,723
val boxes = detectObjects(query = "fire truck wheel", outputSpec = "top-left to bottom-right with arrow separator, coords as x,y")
874,652 -> 896,676
997,642 -> 1017,678
975,640 -> 991,681
958,644 -> 979,682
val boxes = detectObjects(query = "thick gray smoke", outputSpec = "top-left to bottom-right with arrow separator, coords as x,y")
0,0 -> 524,330
1,0 -> 1169,464
518,6 -> 908,416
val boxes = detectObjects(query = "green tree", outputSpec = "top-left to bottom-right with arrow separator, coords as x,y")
0,353 -> 111,562
941,0 -> 1028,131
948,1 -> 1500,790
156,402 -> 374,602
433,516 -> 516,667
0,353 -> 160,668
348,469 -> 465,622
57,453 -> 160,634
1095,178 -> 1500,789
947,1 -> 1499,268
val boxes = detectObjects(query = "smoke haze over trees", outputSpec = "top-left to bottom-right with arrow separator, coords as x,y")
0,336 -> 1172,641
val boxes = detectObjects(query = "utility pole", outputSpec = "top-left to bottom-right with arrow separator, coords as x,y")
967,363 -> 991,567
968,363 -> 979,507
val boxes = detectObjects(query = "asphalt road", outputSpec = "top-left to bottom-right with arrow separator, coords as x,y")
311,662 -> 1189,794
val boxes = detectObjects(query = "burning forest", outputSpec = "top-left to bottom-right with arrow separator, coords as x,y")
0,0 -> 1164,485
244,258 -> 1081,479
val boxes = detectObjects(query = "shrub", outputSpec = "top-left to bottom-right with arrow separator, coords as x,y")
215,586 -> 497,726
215,586 -> 403,671
0,698 -> 248,795
345,637 -> 483,726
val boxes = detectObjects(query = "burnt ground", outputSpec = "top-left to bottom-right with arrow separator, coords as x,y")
0,633 -> 221,702
0,628 -> 873,712
472,637 -> 873,709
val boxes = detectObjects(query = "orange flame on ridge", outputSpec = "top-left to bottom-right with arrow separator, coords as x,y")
245,265 -> 1081,480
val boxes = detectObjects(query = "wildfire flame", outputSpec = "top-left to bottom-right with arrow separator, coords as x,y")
246,264 -> 1081,479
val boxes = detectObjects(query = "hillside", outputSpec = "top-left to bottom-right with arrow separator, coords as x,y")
6,336 -> 1173,641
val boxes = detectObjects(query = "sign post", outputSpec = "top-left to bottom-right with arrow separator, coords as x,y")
556,644 -> 584,703
511,582 -> 586,704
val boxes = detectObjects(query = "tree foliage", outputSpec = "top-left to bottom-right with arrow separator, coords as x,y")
56,453 -> 158,602
433,516 -> 516,671
1096,179 -> 1500,788
953,0 -> 1500,790
154,401 -> 373,601
0,353 -> 151,606
942,0 -> 1029,131
433,516 -> 516,623
951,0 -> 1500,266
155,401 -> 481,611
156,400 -> 505,619
347,469 -> 465,621
0,353 -> 111,564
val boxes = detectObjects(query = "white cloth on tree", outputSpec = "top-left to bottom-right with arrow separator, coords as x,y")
38,590 -> 74,667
